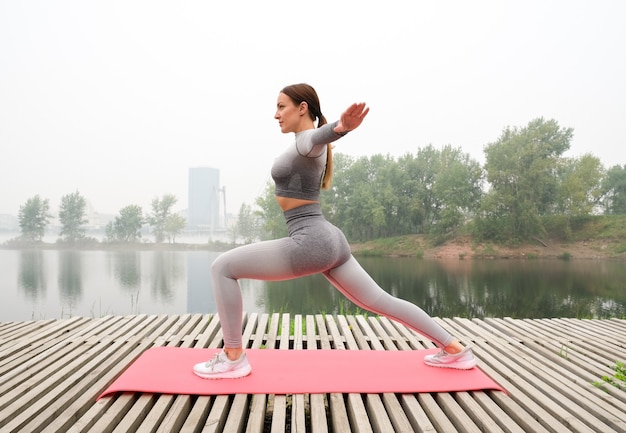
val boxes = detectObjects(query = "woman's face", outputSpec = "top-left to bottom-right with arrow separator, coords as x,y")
275,92 -> 304,133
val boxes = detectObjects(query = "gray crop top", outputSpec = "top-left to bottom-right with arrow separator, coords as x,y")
271,121 -> 347,201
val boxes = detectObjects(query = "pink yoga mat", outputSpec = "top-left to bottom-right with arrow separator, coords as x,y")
99,347 -> 503,399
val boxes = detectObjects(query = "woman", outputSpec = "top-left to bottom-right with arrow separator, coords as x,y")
193,83 -> 476,379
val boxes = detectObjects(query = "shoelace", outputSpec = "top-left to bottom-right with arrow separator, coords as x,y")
433,349 -> 448,359
206,353 -> 225,370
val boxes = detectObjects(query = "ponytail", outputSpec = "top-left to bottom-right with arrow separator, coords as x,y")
321,144 -> 333,190
316,113 -> 333,190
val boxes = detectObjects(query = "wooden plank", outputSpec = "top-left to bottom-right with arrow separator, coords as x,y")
201,396 -> 231,433
455,392 -> 516,433
2,315 -> 169,432
220,314 -> 261,433
68,316 -> 188,433
358,316 -> 418,433
1,315 -> 625,433
110,393 -> 160,433
259,313 -> 284,433
309,315 -> 329,433
0,316 -> 88,368
338,315 -> 374,433
461,318 -> 621,433
0,316 -> 109,385
323,315 -> 353,433
281,314 -> 309,433
492,318 -> 626,408
417,392 -> 461,433
178,316 -> 222,433
245,313 -> 277,433
38,315 -> 183,433
348,316 -> 400,433
446,319 -> 554,433
266,313 -> 290,433
151,315 -> 212,433
434,392 -> 495,433
452,318 -> 588,433
550,319 -> 623,361
375,316 -> 439,433
86,315 -> 202,433
528,318 -> 620,360
179,396 -> 214,433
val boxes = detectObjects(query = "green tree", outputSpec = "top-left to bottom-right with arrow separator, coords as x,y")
232,203 -> 261,244
410,145 -> 483,239
255,181 -> 287,240
105,205 -> 144,242
147,194 -> 179,243
556,154 -> 604,217
18,195 -> 52,241
256,149 -> 482,243
477,118 -> 573,242
58,191 -> 88,243
320,153 -> 353,223
393,153 -> 427,234
430,145 -> 484,239
327,154 -> 395,241
164,213 -> 186,243
602,165 -> 626,214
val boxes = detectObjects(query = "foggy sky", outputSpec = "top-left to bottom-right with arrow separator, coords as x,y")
1,1 -> 625,217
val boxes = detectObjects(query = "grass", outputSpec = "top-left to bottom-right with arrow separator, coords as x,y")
352,235 -> 426,258
558,252 -> 572,260
593,361 -> 626,392
472,243 -> 499,258
350,214 -> 626,259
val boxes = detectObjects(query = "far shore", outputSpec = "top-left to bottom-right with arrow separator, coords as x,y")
3,234 -> 625,260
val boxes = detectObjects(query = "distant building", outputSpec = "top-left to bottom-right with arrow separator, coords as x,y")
188,167 -> 221,229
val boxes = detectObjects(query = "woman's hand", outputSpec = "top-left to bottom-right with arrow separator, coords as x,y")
334,102 -> 369,134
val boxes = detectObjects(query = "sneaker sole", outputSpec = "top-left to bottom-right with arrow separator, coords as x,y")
423,360 -> 477,370
193,365 -> 252,379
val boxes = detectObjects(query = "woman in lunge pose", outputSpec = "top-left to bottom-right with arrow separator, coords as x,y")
193,83 -> 476,379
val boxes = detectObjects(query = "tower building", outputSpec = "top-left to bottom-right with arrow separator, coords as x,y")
188,167 -> 220,229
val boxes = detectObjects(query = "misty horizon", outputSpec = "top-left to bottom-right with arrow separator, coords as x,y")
2,1 -> 625,219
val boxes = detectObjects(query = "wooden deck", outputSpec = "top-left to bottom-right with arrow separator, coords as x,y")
1,314 -> 625,433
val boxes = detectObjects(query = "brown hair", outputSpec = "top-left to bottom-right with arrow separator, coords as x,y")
280,83 -> 333,190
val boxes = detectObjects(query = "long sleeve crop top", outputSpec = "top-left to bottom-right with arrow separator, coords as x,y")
271,121 -> 347,201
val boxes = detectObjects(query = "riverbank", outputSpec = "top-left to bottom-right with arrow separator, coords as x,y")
350,235 -> 626,260
3,234 -> 625,260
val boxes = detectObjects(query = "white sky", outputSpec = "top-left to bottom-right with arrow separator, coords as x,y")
1,0 -> 625,217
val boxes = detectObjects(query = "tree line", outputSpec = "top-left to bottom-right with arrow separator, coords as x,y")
13,117 -> 626,246
15,193 -> 186,244
252,117 -> 626,244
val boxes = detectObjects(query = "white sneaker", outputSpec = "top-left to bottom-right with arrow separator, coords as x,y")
193,350 -> 252,379
424,346 -> 477,370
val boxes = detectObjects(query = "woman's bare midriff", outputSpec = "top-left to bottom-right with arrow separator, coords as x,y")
275,196 -> 319,211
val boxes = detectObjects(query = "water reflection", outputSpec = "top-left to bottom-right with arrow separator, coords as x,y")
58,250 -> 82,308
1,249 -> 624,322
264,275 -> 345,315
187,251 -> 219,314
18,250 -> 46,300
151,251 -> 183,304
110,250 -> 140,289
355,258 -> 626,319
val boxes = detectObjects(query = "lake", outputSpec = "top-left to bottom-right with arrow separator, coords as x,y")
1,248 -> 625,322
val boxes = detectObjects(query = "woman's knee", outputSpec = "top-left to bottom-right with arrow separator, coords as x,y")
211,251 -> 232,279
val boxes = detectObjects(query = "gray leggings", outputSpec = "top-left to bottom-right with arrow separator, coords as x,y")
211,203 -> 453,348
